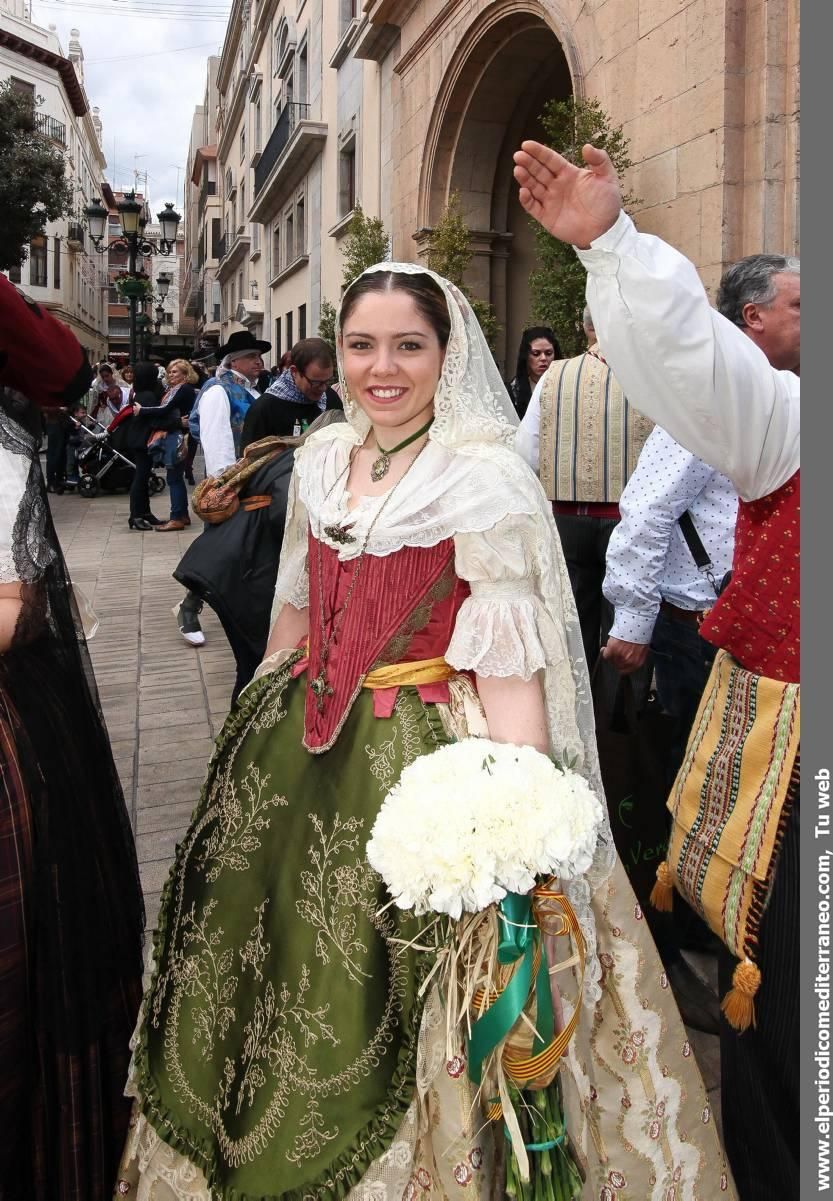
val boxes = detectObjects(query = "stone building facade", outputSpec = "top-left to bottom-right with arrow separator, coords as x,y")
358,0 -> 800,372
210,0 -> 384,361
203,0 -> 798,373
182,56 -> 223,356
0,6 -> 109,360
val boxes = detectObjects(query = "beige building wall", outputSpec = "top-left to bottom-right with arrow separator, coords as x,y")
210,0 -> 385,365
358,0 -> 800,372
183,58 -> 223,354
0,15 -> 109,360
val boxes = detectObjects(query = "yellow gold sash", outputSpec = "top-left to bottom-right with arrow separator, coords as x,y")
362,656 -> 456,690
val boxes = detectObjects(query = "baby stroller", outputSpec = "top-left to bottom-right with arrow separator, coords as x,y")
74,416 -> 166,499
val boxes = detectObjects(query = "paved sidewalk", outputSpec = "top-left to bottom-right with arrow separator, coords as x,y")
50,485 -> 236,933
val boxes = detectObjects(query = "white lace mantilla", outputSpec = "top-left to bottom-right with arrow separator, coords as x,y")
272,260 -> 614,1001
273,432 -> 611,1002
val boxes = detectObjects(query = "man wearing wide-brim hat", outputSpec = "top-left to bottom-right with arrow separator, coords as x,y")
196,329 -> 271,481
173,329 -> 271,647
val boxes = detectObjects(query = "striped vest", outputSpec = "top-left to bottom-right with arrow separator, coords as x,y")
538,347 -> 653,503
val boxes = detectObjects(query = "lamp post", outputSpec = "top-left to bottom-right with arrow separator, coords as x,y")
84,192 -> 181,364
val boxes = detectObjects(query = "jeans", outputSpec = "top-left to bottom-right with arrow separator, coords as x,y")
128,449 -> 153,520
167,461 -> 188,521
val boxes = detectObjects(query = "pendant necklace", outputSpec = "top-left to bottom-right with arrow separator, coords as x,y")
370,416 -> 434,483
310,440 -> 429,712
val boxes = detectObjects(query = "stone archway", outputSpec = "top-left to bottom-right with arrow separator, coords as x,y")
417,4 -> 576,373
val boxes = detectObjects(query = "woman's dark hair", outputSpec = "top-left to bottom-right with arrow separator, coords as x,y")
133,361 -> 164,399
510,326 -> 561,417
339,271 -> 451,349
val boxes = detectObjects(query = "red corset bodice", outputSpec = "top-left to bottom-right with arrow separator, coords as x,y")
301,533 -> 470,750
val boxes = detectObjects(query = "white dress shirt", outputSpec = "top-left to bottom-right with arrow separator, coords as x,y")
515,375 -> 545,474
603,426 -> 738,644
576,211 -> 799,501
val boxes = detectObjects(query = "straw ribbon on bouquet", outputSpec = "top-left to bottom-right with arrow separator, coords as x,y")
468,883 -> 585,1092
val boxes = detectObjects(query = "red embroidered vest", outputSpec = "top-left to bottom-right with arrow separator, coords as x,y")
700,470 -> 799,683
303,535 -> 470,751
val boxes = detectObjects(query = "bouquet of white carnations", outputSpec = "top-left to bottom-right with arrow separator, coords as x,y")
366,738 -> 603,920
366,738 -> 603,1199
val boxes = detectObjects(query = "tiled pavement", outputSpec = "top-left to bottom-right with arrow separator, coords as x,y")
48,482 -> 723,1135
50,484 -> 237,935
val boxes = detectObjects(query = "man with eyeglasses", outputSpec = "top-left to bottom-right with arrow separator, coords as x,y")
241,337 -> 339,449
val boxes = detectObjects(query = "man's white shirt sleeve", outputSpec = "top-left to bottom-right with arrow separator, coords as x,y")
603,427 -> 733,644
199,383 -> 237,478
575,211 -> 799,501
514,376 -> 545,475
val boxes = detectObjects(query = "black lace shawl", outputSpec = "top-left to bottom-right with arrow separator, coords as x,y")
0,389 -> 144,1169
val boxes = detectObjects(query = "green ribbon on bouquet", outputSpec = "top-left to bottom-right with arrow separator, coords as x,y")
467,892 -> 554,1086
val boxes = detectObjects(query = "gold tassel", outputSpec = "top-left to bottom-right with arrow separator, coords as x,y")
649,860 -> 675,912
720,959 -> 761,1032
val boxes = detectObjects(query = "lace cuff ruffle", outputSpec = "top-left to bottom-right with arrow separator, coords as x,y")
445,593 -> 564,680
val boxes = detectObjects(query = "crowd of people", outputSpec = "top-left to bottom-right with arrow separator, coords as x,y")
0,136 -> 799,1201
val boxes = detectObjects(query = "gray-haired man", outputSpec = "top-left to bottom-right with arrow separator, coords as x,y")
716,252 -> 800,374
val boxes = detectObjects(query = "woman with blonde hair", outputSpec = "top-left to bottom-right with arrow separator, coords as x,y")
153,358 -> 199,531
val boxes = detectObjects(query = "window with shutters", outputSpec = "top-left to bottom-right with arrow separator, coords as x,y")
30,236 -> 47,287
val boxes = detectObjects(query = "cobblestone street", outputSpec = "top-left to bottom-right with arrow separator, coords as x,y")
51,484 -> 236,935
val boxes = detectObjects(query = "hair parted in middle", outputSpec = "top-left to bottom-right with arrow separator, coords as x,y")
339,270 -> 452,350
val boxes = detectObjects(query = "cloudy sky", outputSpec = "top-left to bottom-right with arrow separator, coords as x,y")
31,0 -> 229,209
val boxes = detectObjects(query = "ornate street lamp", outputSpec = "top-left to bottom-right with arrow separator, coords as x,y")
156,271 -> 172,300
158,203 -> 181,247
84,191 -> 182,363
84,196 -> 108,244
117,192 -> 143,238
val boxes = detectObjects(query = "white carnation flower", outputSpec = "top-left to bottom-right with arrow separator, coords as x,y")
365,739 -> 604,918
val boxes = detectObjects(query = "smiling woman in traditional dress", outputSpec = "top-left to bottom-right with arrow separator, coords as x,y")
118,265 -> 735,1199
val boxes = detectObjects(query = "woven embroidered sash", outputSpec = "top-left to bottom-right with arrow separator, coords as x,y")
663,649 -> 799,963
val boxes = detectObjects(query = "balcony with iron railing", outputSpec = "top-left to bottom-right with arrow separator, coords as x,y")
35,112 -> 66,146
251,103 -> 326,221
67,221 -> 84,250
217,226 -> 250,280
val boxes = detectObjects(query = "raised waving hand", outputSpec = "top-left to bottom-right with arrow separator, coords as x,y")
513,140 -> 623,249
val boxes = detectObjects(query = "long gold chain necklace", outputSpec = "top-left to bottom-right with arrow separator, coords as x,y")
370,416 -> 434,482
309,441 -> 428,712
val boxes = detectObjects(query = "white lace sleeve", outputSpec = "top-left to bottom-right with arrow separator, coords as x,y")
271,462 -> 310,622
0,444 -> 29,583
446,513 -> 567,679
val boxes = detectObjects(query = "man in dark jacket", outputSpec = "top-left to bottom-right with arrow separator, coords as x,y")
175,411 -> 346,704
241,338 -> 337,447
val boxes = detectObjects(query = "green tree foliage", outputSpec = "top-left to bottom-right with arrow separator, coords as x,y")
316,298 -> 338,358
317,205 -> 390,351
0,80 -> 74,271
425,191 -> 498,349
528,97 -> 637,356
340,204 -> 389,290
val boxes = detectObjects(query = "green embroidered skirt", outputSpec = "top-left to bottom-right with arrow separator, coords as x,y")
132,659 -> 447,1201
